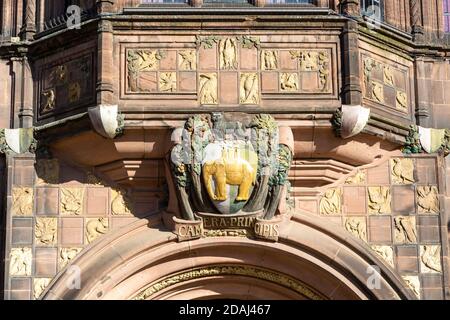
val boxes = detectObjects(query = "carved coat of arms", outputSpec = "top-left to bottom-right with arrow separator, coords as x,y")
169,113 -> 293,241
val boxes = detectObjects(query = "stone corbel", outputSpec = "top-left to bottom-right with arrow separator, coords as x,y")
88,105 -> 124,139
0,128 -> 36,155
331,105 -> 371,139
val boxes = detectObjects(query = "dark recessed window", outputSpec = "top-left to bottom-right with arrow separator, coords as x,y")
361,0 -> 384,22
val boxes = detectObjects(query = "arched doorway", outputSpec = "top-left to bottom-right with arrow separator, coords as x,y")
42,213 -> 416,300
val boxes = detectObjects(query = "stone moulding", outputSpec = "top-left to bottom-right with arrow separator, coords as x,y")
88,105 -> 124,139
331,105 -> 371,139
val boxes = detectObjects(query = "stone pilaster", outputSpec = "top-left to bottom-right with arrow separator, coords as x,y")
341,20 -> 362,106
415,58 -> 432,127
19,0 -> 36,40
96,19 -> 115,105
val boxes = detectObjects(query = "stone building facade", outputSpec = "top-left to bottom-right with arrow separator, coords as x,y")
0,0 -> 449,300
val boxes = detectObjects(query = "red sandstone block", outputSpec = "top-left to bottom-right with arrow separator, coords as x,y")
367,163 -> 390,185
343,187 -> 366,215
86,188 -> 109,216
392,185 -> 416,214
219,72 -> 238,104
35,248 -> 58,277
35,187 -> 59,216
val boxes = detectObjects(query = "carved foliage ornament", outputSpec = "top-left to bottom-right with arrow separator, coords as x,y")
35,217 -> 57,246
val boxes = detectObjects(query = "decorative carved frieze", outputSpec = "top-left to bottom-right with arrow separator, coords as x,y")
394,216 -> 417,244
12,187 -> 33,216
219,37 -> 238,70
239,73 -> 259,104
344,217 -> 367,242
420,245 -> 442,273
159,72 -> 177,92
403,275 -> 420,299
280,73 -> 299,92
390,158 -> 414,184
35,217 -> 57,246
319,188 -> 342,215
417,186 -> 439,214
371,245 -> 394,267
367,186 -> 391,214
9,247 -> 32,276
178,50 -> 197,71
111,189 -> 133,215
261,50 -> 278,70
345,170 -> 366,185
59,247 -> 82,269
60,188 -> 84,215
34,278 -> 51,300
85,218 -> 109,244
199,73 -> 218,104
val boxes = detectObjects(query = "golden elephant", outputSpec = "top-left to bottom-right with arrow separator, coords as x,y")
203,149 -> 256,202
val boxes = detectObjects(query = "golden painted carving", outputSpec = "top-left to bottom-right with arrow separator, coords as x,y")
394,216 -> 417,244
111,189 -> 132,215
318,51 -> 330,92
60,188 -> 84,215
295,51 -> 319,71
261,50 -> 278,70
368,186 -> 391,214
219,37 -> 238,70
41,89 -> 56,113
59,247 -> 82,269
344,217 -> 367,242
417,186 -> 439,214
420,245 -> 442,273
34,278 -> 51,300
319,188 -> 341,215
12,187 -> 33,216
371,245 -> 394,267
396,91 -> 408,110
280,73 -> 299,92
35,217 -> 57,246
391,158 -> 414,184
203,148 -> 256,202
55,65 -> 68,83
133,265 -> 324,300
372,81 -> 384,103
345,170 -> 366,185
35,159 -> 59,185
128,50 -> 162,72
68,82 -> 81,103
9,247 -> 32,276
402,275 -> 420,299
159,72 -> 177,92
85,218 -> 109,244
178,50 -> 196,71
383,66 -> 395,86
240,73 -> 259,104
199,73 -> 218,104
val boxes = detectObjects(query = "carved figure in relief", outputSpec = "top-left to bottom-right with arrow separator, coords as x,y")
262,50 -> 278,70
421,245 -> 442,273
394,216 -> 417,244
69,82 -> 81,102
219,38 -> 238,70
41,89 -> 55,113
203,147 -> 256,202
159,72 -> 177,92
179,50 -> 196,70
403,276 -> 420,298
135,50 -> 161,71
391,158 -> 414,184
345,171 -> 366,184
199,73 -> 218,104
280,73 -> 299,92
396,91 -> 408,110
59,248 -> 82,269
111,189 -> 132,215
319,188 -> 341,215
60,188 -> 84,215
372,81 -> 384,103
383,66 -> 395,86
35,218 -> 57,245
417,186 -> 439,214
55,65 -> 68,83
368,186 -> 391,214
299,52 -> 319,71
345,218 -> 367,242
240,73 -> 259,104
12,187 -> 33,216
86,218 -> 109,243
34,278 -> 51,299
10,248 -> 32,276
371,245 -> 394,267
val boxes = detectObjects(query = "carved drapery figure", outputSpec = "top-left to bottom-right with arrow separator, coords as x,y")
319,188 -> 341,215
368,186 -> 391,214
219,38 -> 238,70
394,216 -> 417,244
261,50 -> 278,70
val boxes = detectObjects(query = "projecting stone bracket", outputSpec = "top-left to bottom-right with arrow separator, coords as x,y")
88,105 -> 124,139
331,105 -> 371,139
0,128 -> 36,155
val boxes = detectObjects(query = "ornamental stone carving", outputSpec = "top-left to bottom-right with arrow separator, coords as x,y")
219,37 -> 238,70
403,275 -> 420,299
345,170 -> 366,185
59,247 -> 82,269
199,73 -> 218,105
35,217 -> 57,246
178,50 -> 197,71
420,245 -> 442,273
35,159 -> 59,185
60,188 -> 84,215
383,66 -> 395,86
159,72 -> 177,92
390,158 -> 414,184
394,216 -> 417,244
12,187 -> 33,216
41,89 -> 55,113
280,73 -> 299,92
417,186 -> 439,214
240,73 -> 259,104
34,278 -> 51,300
372,81 -> 384,103
319,188 -> 342,215
371,245 -> 394,267
127,49 -> 164,91
396,91 -> 408,110
368,186 -> 391,214
68,82 -> 81,102
111,189 -> 133,215
85,218 -> 109,244
344,217 -> 367,242
9,247 -> 32,276
261,50 -> 278,70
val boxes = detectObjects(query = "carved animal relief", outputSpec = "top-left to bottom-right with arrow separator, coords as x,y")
391,158 -> 414,184
394,216 -> 417,244
344,217 -> 367,242
367,186 -> 391,214
60,188 -> 84,215
420,245 -> 442,273
280,73 -> 299,92
35,217 -> 57,246
34,278 -> 51,300
159,72 -> 177,92
10,247 -> 32,276
111,189 -> 133,215
261,50 -> 278,70
85,218 -> 109,244
12,187 -> 33,216
417,186 -> 439,214
383,66 -> 395,86
396,91 -> 408,110
371,245 -> 394,267
219,38 -> 238,70
371,81 -> 384,103
345,170 -> 366,185
319,188 -> 342,215
240,73 -> 259,104
59,247 -> 82,269
178,50 -> 197,71
403,276 -> 420,298
199,73 -> 218,104
41,89 -> 55,113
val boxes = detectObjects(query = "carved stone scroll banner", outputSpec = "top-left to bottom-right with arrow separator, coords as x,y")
254,217 -> 282,242
173,216 -> 203,242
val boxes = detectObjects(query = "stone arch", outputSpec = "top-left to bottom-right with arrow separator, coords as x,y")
42,213 -> 416,300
